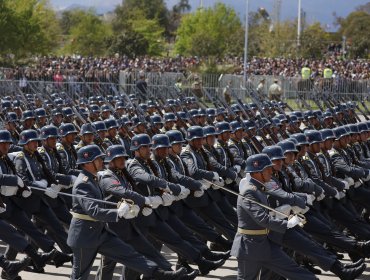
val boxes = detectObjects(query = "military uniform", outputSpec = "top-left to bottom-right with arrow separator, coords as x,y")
57,142 -> 80,176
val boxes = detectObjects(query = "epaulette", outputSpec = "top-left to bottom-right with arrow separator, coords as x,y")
302,155 -> 309,161
82,176 -> 88,182
328,149 -> 338,156
56,143 -> 64,151
104,138 -> 109,142
37,147 -> 45,154
15,151 -> 24,159
214,142 -> 221,148
239,178 -> 257,194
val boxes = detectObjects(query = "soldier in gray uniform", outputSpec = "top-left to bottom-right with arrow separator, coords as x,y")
57,123 -> 80,176
231,153 -> 318,280
67,144 -> 186,280
75,123 -> 95,152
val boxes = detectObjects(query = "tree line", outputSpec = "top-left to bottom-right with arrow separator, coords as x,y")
0,0 -> 369,65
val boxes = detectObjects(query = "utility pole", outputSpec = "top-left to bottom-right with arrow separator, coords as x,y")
243,0 -> 249,86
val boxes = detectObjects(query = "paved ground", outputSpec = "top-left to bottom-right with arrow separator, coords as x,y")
2,243 -> 370,279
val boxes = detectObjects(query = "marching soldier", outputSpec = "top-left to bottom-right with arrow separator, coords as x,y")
57,123 -> 80,176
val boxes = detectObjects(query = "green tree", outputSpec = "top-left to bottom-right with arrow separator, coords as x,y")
64,10 -> 111,56
338,11 -> 370,58
300,22 -> 330,58
175,3 -> 243,57
106,29 -> 149,57
59,9 -> 88,35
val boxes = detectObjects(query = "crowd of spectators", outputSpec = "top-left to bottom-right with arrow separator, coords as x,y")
0,55 -> 369,83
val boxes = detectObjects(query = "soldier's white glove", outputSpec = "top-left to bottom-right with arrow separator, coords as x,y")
130,204 -> 140,217
235,176 -> 241,185
117,201 -> 132,219
354,181 -> 362,188
212,172 -> 220,181
146,196 -> 162,209
1,186 -> 18,196
275,204 -> 292,219
212,177 -> 225,189
17,176 -> 24,188
363,173 -> 370,182
225,178 -> 233,185
35,179 -> 48,189
194,189 -> 204,197
317,192 -> 325,201
292,206 -> 309,214
21,187 -> 32,198
176,185 -> 190,201
287,215 -> 301,229
45,184 -> 61,199
344,177 -> 354,187
0,203 -> 6,214
305,194 -> 315,206
142,207 -> 152,216
341,180 -> 350,190
234,165 -> 241,174
162,193 -> 176,206
200,179 -> 212,190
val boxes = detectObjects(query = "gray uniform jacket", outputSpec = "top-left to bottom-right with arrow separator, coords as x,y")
329,147 -> 366,180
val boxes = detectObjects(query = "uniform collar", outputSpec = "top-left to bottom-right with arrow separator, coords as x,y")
249,177 -> 266,191
81,169 -> 98,182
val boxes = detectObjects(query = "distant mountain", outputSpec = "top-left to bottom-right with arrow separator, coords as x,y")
51,0 -> 370,30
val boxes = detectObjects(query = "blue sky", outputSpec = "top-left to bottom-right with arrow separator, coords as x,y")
50,0 -> 369,30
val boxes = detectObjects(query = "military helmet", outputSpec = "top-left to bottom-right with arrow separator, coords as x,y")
262,145 -> 286,161
59,123 -> 78,137
203,126 -> 218,137
130,134 -> 151,151
101,104 -> 111,113
62,107 -> 74,117
150,115 -> 163,124
245,153 -> 273,173
104,145 -> 128,163
51,108 -> 63,117
323,111 -> 333,120
93,121 -> 107,132
230,121 -> 243,133
105,119 -> 119,130
164,113 -> 177,122
131,116 -> 145,128
304,130 -> 323,144
5,112 -> 17,123
206,108 -> 216,117
333,127 -> 348,140
290,133 -> 309,146
21,110 -> 36,122
243,120 -> 255,131
152,134 -> 171,149
166,130 -> 185,144
0,130 -> 13,143
320,129 -> 336,141
76,145 -> 105,165
186,126 -> 204,141
35,108 -> 47,118
177,111 -> 189,121
19,129 -> 40,145
80,123 -> 95,135
348,124 -> 359,134
215,121 -> 231,134
40,125 -> 59,140
358,123 -> 369,133
277,140 -> 298,154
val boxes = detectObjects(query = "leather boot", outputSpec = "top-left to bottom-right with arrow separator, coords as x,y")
49,249 -> 72,268
330,260 -> 366,280
195,256 -> 225,276
0,256 -> 30,280
152,267 -> 187,280
202,249 -> 230,261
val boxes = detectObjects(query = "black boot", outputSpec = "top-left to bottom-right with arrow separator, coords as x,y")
175,256 -> 194,273
202,249 -> 230,261
49,249 -> 72,268
0,256 -> 30,280
195,256 -> 226,276
209,236 -> 231,252
302,262 -> 321,275
354,241 -> 370,257
343,258 -> 364,269
330,260 -> 366,280
152,267 -> 187,280
23,245 -> 51,271
179,269 -> 200,280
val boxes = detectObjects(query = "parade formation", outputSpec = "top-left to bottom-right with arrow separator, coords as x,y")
0,76 -> 369,280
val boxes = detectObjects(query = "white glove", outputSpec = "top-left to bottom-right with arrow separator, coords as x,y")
317,193 -> 325,201
200,180 -> 212,190
130,204 -> 140,216
236,176 -> 241,185
44,184 -> 61,199
305,194 -> 315,206
341,180 -> 350,190
1,186 -> 18,196
334,190 -> 341,200
117,201 -> 131,218
142,207 -> 152,216
354,181 -> 362,188
146,196 -> 163,209
21,187 -> 32,198
35,179 -> 48,189
275,204 -> 292,219
344,177 -> 354,187
212,177 -> 224,189
162,193 -> 175,206
0,203 -> 6,214
212,172 -> 220,181
363,173 -> 370,182
225,178 -> 233,184
17,176 -> 24,188
339,191 -> 346,199
176,185 -> 190,201
234,165 -> 241,174
194,189 -> 204,197
292,206 -> 309,214
287,215 -> 301,229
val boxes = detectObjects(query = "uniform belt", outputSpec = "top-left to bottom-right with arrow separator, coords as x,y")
70,212 -> 97,222
238,228 -> 269,235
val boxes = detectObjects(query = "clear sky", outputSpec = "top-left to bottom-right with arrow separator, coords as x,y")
50,0 -> 369,30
